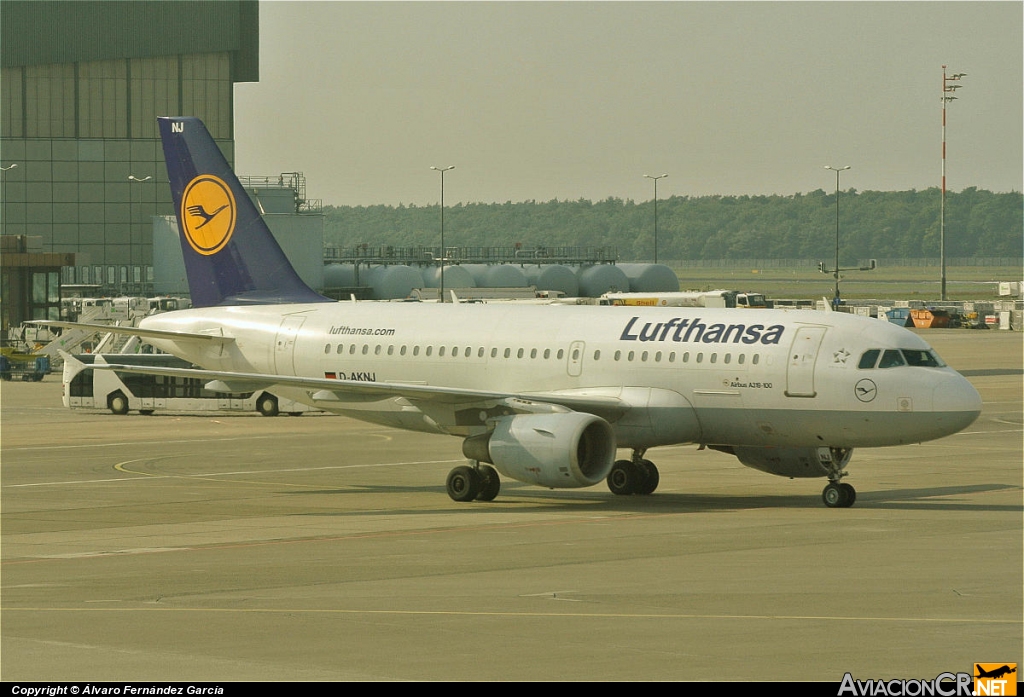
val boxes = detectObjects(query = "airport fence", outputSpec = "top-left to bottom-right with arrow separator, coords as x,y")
667,257 -> 1021,269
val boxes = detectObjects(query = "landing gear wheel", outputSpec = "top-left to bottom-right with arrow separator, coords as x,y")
109,392 -> 129,415
635,459 -> 660,495
446,465 -> 481,502
256,393 -> 279,417
840,482 -> 856,507
475,465 -> 501,502
822,482 -> 855,508
607,460 -> 638,496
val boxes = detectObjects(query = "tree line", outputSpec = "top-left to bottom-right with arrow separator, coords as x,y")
323,188 -> 1023,263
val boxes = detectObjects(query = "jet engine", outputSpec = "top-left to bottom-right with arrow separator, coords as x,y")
462,412 -> 616,488
720,446 -> 854,479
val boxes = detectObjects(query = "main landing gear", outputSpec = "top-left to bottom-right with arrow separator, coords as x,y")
607,449 -> 660,496
445,463 -> 501,502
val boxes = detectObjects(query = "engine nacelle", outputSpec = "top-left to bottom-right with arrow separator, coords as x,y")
463,412 -> 616,488
727,446 -> 854,479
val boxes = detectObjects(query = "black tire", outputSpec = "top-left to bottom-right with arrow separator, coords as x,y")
256,393 -> 279,417
822,482 -> 847,508
446,465 -> 481,502
139,409 -> 155,416
607,460 -> 638,495
635,459 -> 660,495
839,482 -> 856,507
109,392 -> 129,415
475,465 -> 501,502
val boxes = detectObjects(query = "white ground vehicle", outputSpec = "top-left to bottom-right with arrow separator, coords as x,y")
62,353 -> 315,416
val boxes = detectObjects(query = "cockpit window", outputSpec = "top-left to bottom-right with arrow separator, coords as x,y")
878,349 -> 906,369
858,349 -> 880,369
901,349 -> 945,367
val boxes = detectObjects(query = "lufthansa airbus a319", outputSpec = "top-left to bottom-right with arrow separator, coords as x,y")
46,117 -> 982,507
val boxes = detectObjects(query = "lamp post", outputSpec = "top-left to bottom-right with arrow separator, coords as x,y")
824,165 -> 851,306
941,66 -> 966,301
644,173 -> 668,263
430,166 -> 455,301
128,175 -> 152,292
1,163 -> 18,236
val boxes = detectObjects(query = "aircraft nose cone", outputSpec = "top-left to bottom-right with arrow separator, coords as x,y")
931,372 -> 982,433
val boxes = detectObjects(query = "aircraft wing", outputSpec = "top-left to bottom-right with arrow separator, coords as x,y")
28,320 -> 235,345
84,362 -> 630,420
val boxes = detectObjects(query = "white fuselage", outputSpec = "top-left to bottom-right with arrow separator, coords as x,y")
139,302 -> 982,452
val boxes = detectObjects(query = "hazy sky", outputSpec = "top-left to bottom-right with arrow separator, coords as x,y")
233,2 -> 1023,207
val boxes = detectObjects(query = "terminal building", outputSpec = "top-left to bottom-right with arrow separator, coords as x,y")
0,0 -> 324,329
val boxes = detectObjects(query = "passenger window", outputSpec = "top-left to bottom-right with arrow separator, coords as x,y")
738,354 -> 745,365
517,348 -> 524,359
858,350 -> 880,369
572,349 -> 579,360
374,345 -> 381,355
426,346 -> 433,357
530,348 -> 537,359
401,346 -> 407,356
614,350 -> 621,361
337,344 -> 344,355
594,350 -> 601,360
544,349 -> 551,359
439,346 -> 446,357
478,347 -> 484,358
504,348 -> 511,359
669,352 -> 675,363
451,347 -> 458,357
655,351 -> 662,362
724,354 -> 731,364
641,351 -> 648,362
349,345 -> 356,355
490,348 -> 497,358
362,345 -> 369,355
682,352 -> 690,363
387,345 -> 394,356
879,349 -> 906,369
557,349 -> 564,359
696,353 -> 703,363
413,346 -> 420,356
710,353 -> 717,364
752,354 -> 759,365
324,344 -> 330,354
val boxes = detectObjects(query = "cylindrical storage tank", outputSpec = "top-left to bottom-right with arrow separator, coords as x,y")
365,265 -> 423,300
463,264 -> 529,288
523,264 -> 579,297
420,264 -> 477,289
577,264 -> 630,297
617,263 -> 680,292
323,264 -> 358,288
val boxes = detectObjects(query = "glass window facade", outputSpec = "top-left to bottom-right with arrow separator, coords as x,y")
1,52 -> 236,292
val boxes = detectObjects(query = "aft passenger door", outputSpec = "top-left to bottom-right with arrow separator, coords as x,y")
274,315 -> 306,376
785,326 -> 826,397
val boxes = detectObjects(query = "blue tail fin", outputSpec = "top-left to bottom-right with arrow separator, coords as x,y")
158,116 -> 331,307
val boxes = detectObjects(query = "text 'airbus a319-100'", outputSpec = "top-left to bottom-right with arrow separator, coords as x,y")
43,117 -> 982,507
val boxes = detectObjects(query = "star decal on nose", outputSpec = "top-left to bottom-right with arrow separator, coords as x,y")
833,348 -> 851,364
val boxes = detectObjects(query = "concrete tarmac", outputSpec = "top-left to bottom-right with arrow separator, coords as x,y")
2,329 -> 1021,681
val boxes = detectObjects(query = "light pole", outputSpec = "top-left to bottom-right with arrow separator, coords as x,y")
824,165 -> 851,306
430,166 -> 455,301
941,66 -> 966,301
1,163 -> 18,236
128,175 -> 152,291
644,173 -> 668,263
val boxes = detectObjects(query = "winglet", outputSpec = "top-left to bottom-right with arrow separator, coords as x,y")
158,117 -> 332,308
